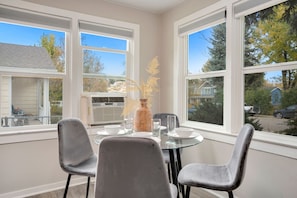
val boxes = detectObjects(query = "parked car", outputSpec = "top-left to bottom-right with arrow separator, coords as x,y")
273,104 -> 297,119
244,103 -> 260,116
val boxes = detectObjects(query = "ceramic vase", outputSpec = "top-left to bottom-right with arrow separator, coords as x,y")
134,99 -> 152,132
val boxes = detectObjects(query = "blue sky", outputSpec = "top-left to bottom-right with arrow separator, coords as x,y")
188,28 -> 212,74
0,22 -> 282,81
0,22 -> 127,76
0,22 -> 64,46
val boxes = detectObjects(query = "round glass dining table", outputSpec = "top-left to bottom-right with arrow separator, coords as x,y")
94,129 -> 204,197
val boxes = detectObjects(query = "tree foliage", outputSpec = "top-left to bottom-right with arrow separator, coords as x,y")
40,35 -> 63,102
83,50 -> 108,92
248,3 -> 297,90
190,101 -> 223,125
40,34 -> 64,72
202,24 -> 226,72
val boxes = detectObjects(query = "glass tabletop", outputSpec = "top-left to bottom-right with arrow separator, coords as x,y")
160,132 -> 203,150
94,129 -> 204,150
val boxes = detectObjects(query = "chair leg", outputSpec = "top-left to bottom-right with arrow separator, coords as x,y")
86,177 -> 90,198
185,186 -> 191,198
63,174 -> 72,198
228,191 -> 234,198
167,163 -> 171,182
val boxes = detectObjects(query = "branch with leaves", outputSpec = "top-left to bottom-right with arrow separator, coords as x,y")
122,56 -> 159,117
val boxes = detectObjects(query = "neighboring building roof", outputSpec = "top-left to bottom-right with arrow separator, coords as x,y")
271,87 -> 282,92
0,42 -> 55,70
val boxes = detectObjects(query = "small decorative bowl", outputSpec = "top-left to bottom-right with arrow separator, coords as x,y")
175,128 -> 194,138
104,125 -> 121,135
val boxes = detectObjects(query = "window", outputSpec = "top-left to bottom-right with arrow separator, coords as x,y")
176,9 -> 226,127
242,0 -> 297,136
0,3 -> 139,132
0,13 -> 67,128
80,33 -> 128,93
79,21 -> 134,95
175,0 -> 297,137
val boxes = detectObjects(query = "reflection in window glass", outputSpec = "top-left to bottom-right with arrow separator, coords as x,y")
187,77 -> 224,125
245,70 -> 297,135
188,23 -> 226,74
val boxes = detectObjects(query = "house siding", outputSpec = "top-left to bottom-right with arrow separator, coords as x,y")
12,78 -> 38,115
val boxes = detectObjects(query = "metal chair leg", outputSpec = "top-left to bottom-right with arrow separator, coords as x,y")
228,191 -> 234,198
167,163 -> 171,182
185,186 -> 191,198
86,177 -> 90,198
63,174 -> 72,198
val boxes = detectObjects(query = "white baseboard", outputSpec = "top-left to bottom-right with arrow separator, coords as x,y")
0,177 -> 92,198
191,188 -> 237,198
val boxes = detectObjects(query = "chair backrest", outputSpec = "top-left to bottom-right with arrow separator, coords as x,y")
228,123 -> 254,189
153,113 -> 180,128
95,136 -> 173,198
57,118 -> 94,169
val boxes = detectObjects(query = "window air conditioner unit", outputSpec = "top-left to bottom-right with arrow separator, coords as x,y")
80,94 -> 125,126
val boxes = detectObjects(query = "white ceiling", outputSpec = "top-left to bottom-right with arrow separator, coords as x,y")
104,0 -> 185,14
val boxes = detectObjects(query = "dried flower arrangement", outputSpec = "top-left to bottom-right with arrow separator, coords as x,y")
122,56 -> 159,117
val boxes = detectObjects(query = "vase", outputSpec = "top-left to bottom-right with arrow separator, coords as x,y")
134,99 -> 152,132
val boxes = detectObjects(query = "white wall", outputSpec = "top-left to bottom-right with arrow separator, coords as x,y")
159,0 -> 220,112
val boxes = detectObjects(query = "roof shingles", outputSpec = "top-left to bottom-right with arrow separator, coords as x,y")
0,43 -> 56,70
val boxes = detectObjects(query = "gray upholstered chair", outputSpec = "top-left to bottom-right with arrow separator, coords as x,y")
57,118 -> 97,198
153,113 -> 181,182
178,124 -> 254,198
95,136 -> 178,198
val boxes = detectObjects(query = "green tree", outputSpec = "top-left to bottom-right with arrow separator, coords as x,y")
202,24 -> 226,72
249,4 -> 297,90
40,35 -> 63,102
281,88 -> 297,108
245,88 -> 272,114
190,101 -> 223,125
41,34 -> 64,72
83,50 -> 108,92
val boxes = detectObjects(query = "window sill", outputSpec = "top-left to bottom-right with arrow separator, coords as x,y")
0,124 -> 105,144
0,126 -> 57,144
2,123 -> 297,159
183,123 -> 297,159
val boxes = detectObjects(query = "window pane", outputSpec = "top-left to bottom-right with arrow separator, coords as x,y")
188,23 -> 226,74
245,70 -> 297,135
244,0 -> 297,137
1,76 -> 62,127
81,33 -> 127,50
244,1 -> 297,67
187,77 -> 224,125
81,33 -> 128,94
0,22 -> 65,73
82,50 -> 126,93
0,22 -> 65,129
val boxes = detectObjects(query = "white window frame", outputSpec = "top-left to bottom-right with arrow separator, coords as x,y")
0,0 -> 139,140
174,2 -> 229,134
173,0 -> 297,159
79,23 -> 132,94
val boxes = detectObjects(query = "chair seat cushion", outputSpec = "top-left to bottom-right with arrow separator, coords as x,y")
62,154 -> 97,177
178,163 -> 233,191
